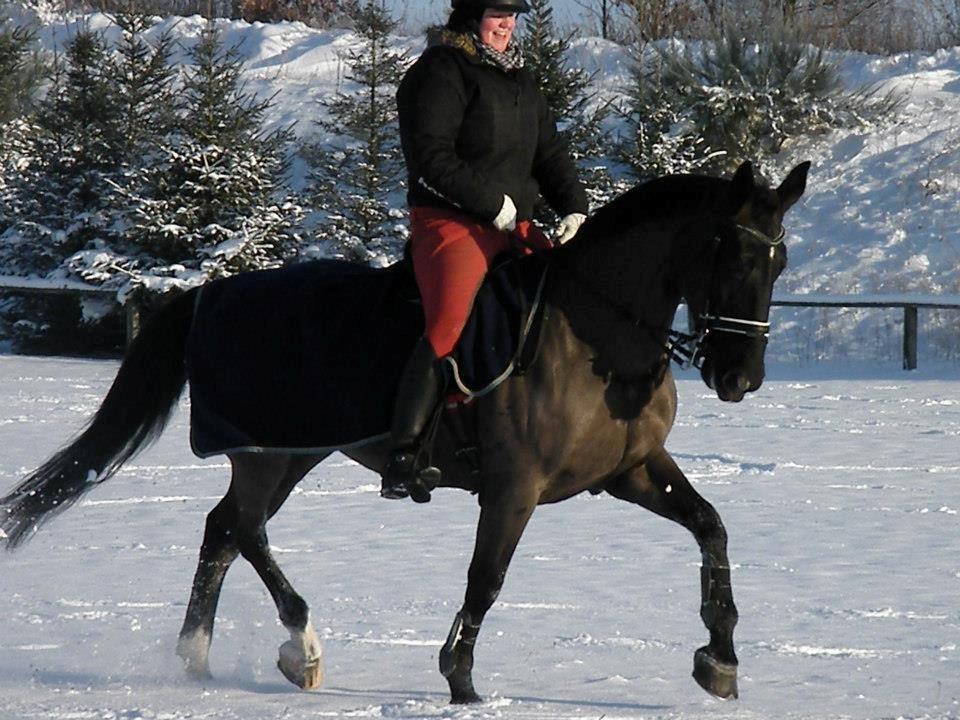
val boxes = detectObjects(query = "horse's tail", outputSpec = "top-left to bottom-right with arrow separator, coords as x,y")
0,289 -> 198,549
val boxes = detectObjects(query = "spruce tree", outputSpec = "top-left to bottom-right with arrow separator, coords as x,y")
94,22 -> 302,288
0,26 -> 120,276
616,36 -> 898,179
613,47 -> 717,182
0,16 -> 46,125
303,0 -> 411,263
64,9 -> 185,288
0,14 -> 47,235
108,9 -> 179,164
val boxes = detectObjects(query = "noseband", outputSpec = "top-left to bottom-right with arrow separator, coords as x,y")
667,223 -> 785,370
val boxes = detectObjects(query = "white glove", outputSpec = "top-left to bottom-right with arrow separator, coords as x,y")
554,212 -> 587,244
492,194 -> 517,232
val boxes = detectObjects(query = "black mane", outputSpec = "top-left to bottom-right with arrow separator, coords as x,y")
577,173 -> 732,244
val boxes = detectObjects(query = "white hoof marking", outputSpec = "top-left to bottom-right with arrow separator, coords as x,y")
278,619 -> 325,690
176,628 -> 212,679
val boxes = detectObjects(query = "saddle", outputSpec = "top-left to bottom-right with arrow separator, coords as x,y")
186,253 -> 549,457
445,252 -> 548,400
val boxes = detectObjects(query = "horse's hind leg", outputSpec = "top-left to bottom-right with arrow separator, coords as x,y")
177,452 -> 326,688
606,448 -> 739,700
176,492 -> 241,678
440,480 -> 538,703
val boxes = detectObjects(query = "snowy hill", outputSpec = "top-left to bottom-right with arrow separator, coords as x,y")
26,14 -> 960,363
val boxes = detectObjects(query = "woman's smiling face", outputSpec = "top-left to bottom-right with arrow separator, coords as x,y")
478,9 -> 517,53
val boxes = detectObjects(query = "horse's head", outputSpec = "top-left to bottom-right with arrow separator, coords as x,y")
682,160 -> 810,402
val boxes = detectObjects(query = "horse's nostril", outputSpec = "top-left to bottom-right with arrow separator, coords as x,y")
722,372 -> 750,396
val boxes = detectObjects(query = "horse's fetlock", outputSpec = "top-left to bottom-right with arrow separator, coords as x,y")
280,595 -> 310,630
700,600 -> 718,627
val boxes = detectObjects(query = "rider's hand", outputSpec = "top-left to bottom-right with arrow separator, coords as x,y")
493,195 -> 517,232
555,213 -> 586,244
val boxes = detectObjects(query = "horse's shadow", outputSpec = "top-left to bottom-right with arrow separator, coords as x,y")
317,685 -> 673,714
16,667 -> 676,711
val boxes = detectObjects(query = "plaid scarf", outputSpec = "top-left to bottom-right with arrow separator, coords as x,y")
472,34 -> 525,72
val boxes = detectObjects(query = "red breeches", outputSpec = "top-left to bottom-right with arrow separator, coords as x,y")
408,207 -> 553,358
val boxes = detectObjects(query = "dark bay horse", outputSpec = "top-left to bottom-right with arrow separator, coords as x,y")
0,160 -> 809,704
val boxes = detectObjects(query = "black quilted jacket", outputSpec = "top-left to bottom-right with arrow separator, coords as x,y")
396,31 -> 588,223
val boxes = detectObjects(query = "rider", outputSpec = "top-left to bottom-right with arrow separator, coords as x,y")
380,0 -> 589,503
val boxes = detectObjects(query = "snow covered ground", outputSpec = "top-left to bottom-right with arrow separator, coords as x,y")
0,355 -> 957,720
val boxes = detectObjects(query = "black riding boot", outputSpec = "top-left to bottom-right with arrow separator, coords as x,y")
380,338 -> 443,503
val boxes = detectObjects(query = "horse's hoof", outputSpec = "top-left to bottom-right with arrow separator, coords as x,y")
183,663 -> 214,681
693,646 -> 738,699
176,632 -> 213,680
450,687 -> 482,704
277,639 -> 324,690
445,669 -> 481,704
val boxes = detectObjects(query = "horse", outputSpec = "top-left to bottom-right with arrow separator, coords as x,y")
0,160 -> 809,704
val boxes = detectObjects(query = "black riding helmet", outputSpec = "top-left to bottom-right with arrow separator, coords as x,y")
451,0 -> 531,12
447,0 -> 531,33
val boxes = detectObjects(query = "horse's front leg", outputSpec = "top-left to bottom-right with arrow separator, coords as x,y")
607,447 -> 739,699
440,479 -> 538,704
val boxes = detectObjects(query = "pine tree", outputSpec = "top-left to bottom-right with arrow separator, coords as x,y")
613,47 -> 718,182
108,8 -> 179,163
64,9 -> 186,289
0,26 -> 120,276
0,16 -> 180,352
0,15 -> 46,125
0,14 -> 47,235
519,0 -> 619,212
616,36 -> 898,179
89,22 -> 302,289
302,0 -> 411,263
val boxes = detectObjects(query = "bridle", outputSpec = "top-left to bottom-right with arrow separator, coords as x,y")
666,222 -> 785,370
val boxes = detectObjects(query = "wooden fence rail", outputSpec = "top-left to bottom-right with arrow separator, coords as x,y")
771,294 -> 960,370
0,276 -> 140,348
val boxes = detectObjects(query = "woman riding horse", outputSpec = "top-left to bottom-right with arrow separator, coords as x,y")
0,159 -> 811,703
383,0 -> 589,503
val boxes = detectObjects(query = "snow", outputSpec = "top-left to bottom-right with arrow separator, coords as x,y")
1,355 -> 958,720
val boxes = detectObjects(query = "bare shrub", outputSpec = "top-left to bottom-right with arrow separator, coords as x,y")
922,0 -> 960,49
61,0 -> 349,25
578,0 -> 930,52
236,0 -> 343,25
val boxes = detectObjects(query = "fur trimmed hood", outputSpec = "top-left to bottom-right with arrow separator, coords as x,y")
425,27 -> 480,59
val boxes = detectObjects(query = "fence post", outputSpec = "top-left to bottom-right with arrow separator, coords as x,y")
903,305 -> 918,370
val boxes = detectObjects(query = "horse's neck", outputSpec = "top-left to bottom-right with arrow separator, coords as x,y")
547,229 -> 682,380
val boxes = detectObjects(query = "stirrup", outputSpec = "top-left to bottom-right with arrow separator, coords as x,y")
380,451 -> 414,500
408,465 -> 441,504
379,450 -> 440,503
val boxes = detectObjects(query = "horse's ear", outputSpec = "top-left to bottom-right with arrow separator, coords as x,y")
777,161 -> 811,212
729,161 -> 754,212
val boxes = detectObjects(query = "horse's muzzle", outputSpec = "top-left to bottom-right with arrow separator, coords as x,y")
703,363 -> 759,402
